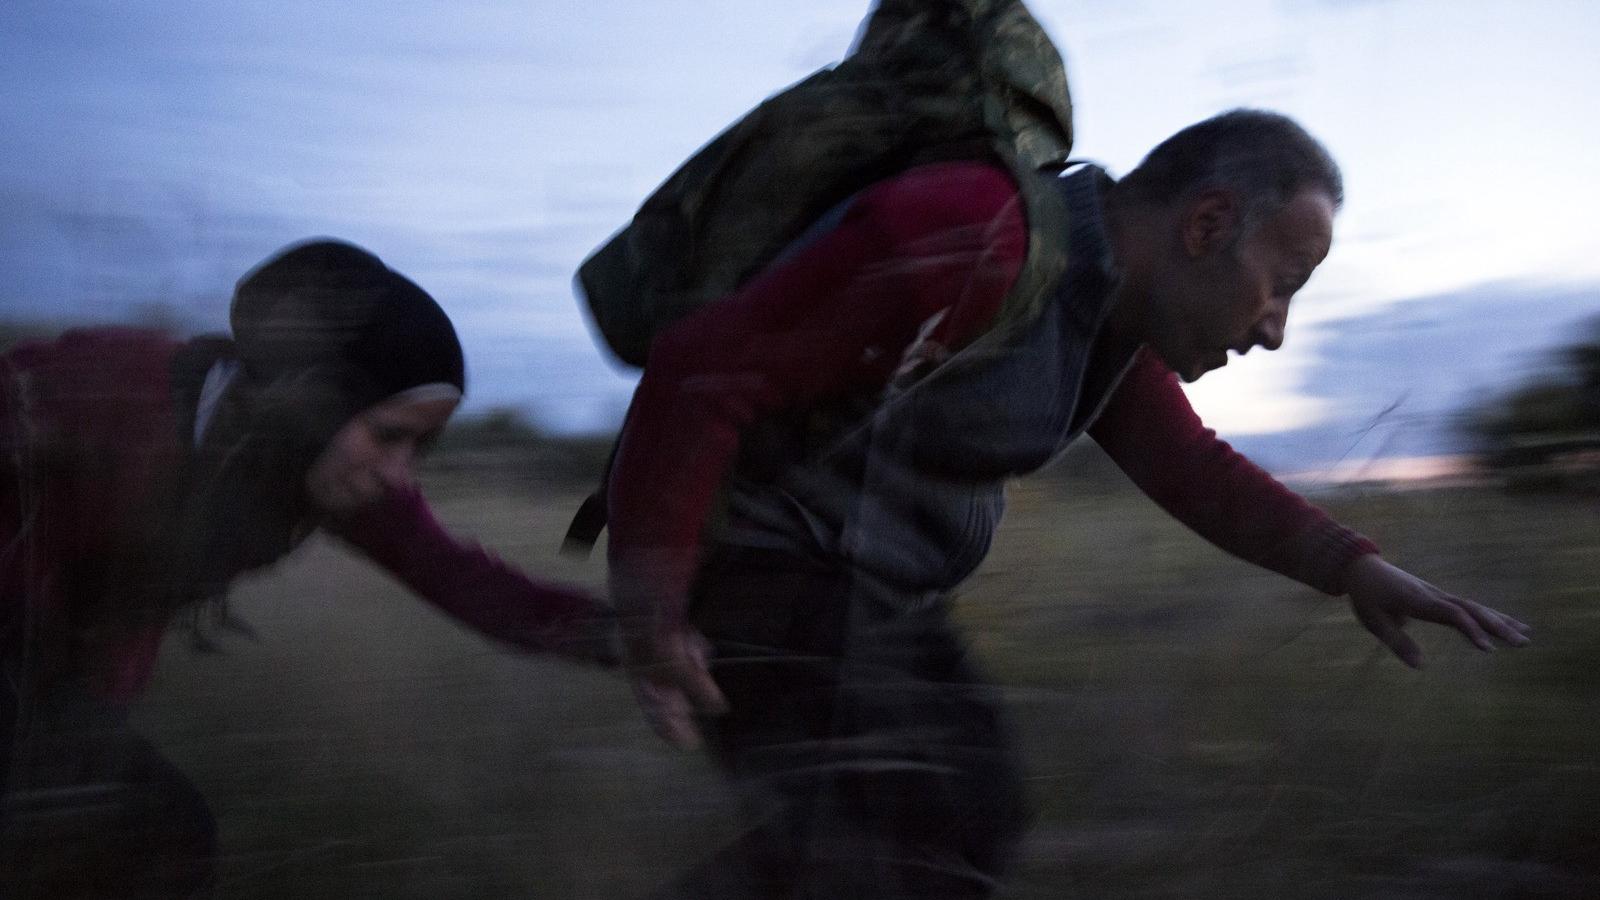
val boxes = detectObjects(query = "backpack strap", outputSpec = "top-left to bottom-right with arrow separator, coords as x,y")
561,489 -> 609,558
560,436 -> 620,558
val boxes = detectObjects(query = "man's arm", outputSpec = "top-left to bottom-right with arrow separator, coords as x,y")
1089,350 -> 1376,593
1090,351 -> 1530,665
608,161 -> 1028,746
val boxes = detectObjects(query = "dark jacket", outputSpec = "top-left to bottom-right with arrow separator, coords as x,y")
1,328 -> 608,706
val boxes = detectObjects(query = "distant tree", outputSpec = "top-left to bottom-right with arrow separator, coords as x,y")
438,406 -> 546,450
429,406 -> 614,484
1466,314 -> 1600,485
129,300 -> 192,333
0,318 -> 65,352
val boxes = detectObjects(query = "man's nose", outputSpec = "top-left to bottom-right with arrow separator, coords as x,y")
1254,309 -> 1287,351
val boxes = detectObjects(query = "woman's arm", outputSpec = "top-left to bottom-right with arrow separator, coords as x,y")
331,485 -> 617,666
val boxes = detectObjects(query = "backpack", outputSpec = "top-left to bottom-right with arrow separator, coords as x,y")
565,0 -> 1079,552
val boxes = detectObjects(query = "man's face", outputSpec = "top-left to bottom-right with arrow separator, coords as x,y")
1145,187 -> 1336,383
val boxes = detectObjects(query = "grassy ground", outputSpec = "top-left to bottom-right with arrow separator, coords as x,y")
130,470 -> 1600,898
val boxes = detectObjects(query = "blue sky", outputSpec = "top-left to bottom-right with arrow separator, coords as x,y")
3,0 -> 1597,464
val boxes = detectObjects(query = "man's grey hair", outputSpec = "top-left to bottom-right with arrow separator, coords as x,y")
1114,109 -> 1343,233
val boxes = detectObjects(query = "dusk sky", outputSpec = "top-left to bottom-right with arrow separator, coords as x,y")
3,0 -> 1597,468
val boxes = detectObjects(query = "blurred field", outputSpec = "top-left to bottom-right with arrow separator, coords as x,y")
131,465 -> 1600,899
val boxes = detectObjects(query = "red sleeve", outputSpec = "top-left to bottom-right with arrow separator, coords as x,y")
2,330 -> 192,703
607,161 -> 1027,622
331,485 -> 617,665
1089,349 -> 1378,595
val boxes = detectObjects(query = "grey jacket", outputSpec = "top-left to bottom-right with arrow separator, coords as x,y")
720,164 -> 1137,593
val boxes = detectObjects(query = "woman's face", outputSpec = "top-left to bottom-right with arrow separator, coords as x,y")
304,392 -> 459,516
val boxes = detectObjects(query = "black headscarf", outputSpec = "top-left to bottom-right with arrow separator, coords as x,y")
162,239 -> 466,608
229,239 -> 465,449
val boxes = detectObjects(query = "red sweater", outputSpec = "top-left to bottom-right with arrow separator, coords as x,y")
609,162 -> 1376,616
0,329 -> 610,704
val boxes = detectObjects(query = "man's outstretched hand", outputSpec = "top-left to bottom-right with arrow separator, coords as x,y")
1343,554 -> 1531,668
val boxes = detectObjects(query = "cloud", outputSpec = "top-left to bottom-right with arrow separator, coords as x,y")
1222,280 -> 1600,470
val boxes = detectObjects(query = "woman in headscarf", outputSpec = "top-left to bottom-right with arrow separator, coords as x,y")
0,239 -> 613,897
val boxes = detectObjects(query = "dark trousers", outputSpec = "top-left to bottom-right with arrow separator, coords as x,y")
656,549 -> 1030,900
2,677 -> 217,899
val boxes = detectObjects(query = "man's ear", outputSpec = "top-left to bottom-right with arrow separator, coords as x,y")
1181,189 -> 1241,258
